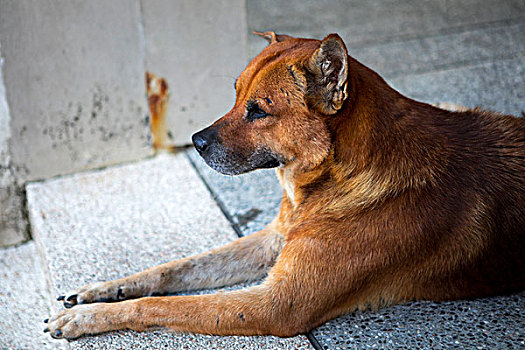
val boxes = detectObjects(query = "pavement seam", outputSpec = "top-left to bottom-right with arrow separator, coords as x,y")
185,150 -> 244,238
306,331 -> 324,350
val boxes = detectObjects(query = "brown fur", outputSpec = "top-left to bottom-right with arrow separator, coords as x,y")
45,33 -> 524,340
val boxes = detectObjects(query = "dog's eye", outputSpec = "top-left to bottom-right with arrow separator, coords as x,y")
247,108 -> 268,121
245,100 -> 269,122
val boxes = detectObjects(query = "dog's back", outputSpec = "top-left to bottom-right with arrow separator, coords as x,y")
416,106 -> 525,299
349,95 -> 525,302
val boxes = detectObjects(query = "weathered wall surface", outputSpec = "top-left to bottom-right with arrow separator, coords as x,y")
0,0 -> 152,183
141,0 -> 247,146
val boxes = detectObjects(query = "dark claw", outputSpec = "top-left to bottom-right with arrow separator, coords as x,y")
43,328 -> 49,333
54,329 -> 62,338
57,295 -> 65,301
64,302 -> 74,309
117,287 -> 125,300
66,294 -> 77,302
43,318 -> 49,323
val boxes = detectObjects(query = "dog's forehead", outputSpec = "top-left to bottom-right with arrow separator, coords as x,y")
236,39 -> 319,99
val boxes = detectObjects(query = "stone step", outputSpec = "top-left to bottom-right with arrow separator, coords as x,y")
25,152 -> 312,349
247,0 -> 525,58
389,55 -> 525,116
352,21 -> 525,81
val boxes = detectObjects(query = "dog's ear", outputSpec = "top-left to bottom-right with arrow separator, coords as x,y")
253,31 -> 295,45
305,34 -> 348,114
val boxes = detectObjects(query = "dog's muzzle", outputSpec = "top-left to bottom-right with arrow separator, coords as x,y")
192,126 -> 282,175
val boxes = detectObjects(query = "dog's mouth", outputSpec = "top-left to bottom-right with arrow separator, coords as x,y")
192,127 -> 284,175
200,147 -> 283,175
258,157 -> 281,169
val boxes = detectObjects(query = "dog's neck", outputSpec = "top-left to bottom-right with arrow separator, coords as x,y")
278,59 -> 446,212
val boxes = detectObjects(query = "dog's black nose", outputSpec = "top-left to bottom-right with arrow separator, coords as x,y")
192,127 -> 218,154
192,133 -> 209,153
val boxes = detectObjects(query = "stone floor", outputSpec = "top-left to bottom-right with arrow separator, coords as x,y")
1,0 -> 525,349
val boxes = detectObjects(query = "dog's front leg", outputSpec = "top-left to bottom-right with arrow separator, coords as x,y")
47,284 -> 290,339
59,228 -> 284,307
46,283 -> 298,339
46,233 -> 374,339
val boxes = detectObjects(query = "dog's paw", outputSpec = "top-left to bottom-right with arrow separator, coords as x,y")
43,303 -> 111,340
57,282 -> 130,308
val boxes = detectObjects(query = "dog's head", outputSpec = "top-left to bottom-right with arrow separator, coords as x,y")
192,32 -> 349,175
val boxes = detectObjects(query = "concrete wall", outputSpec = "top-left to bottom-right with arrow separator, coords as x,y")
0,0 -> 152,184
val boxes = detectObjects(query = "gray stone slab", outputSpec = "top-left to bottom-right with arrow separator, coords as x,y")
352,21 -> 525,80
26,152 -> 311,349
0,0 -> 152,183
0,241 -> 66,350
187,148 -> 282,236
247,0 -> 525,58
389,55 -> 525,116
141,0 -> 248,146
312,294 -> 525,349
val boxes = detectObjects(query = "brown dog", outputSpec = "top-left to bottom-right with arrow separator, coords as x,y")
44,32 -> 525,340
